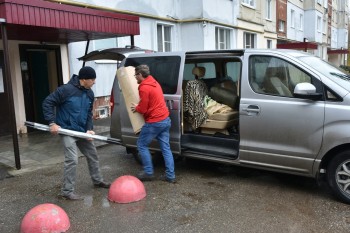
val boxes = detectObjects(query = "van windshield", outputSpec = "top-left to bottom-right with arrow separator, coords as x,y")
299,56 -> 350,92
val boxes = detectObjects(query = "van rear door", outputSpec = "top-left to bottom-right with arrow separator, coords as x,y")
122,52 -> 185,155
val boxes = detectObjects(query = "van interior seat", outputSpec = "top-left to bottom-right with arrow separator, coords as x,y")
264,76 -> 292,97
192,66 -> 206,79
183,66 -> 238,134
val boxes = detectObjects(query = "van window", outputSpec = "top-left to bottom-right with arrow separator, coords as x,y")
125,56 -> 181,94
226,61 -> 241,82
249,56 -> 316,97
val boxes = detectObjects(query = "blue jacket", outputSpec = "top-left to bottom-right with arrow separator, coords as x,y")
42,75 -> 94,132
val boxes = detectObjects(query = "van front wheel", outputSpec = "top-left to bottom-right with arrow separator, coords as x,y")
327,151 -> 350,204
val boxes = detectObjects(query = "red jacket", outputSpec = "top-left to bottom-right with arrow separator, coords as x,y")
136,75 -> 169,123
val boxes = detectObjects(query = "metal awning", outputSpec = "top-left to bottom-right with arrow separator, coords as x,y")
276,42 -> 318,50
0,0 -> 140,169
0,0 -> 139,43
328,49 -> 349,54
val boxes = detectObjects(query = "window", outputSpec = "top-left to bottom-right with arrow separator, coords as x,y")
317,16 -> 321,32
93,38 -> 117,50
323,18 -> 327,34
157,24 -> 172,52
216,27 -> 231,49
125,56 -> 181,94
244,32 -> 256,48
291,10 -> 295,28
242,0 -> 255,7
267,39 -> 272,49
299,14 -> 303,30
279,20 -> 285,32
249,56 -> 314,98
226,61 -> 241,82
266,0 -> 272,20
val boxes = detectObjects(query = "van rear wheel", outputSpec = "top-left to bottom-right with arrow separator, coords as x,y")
327,150 -> 350,204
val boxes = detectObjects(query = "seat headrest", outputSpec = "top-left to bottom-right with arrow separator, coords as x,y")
192,67 -> 206,78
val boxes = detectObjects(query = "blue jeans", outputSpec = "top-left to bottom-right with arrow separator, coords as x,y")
137,117 -> 175,180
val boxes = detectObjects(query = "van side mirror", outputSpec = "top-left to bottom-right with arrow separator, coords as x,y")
293,83 -> 322,100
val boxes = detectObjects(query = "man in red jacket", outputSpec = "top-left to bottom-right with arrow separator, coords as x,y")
131,64 -> 176,183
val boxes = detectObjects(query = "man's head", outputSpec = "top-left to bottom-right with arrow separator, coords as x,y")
78,66 -> 96,89
134,65 -> 150,84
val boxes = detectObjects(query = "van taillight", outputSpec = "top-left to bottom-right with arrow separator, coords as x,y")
110,90 -> 114,114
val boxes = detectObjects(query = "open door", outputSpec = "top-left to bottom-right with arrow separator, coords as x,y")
0,50 -> 11,136
20,45 -> 63,127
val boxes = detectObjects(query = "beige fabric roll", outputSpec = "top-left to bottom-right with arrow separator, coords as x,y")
116,66 -> 145,134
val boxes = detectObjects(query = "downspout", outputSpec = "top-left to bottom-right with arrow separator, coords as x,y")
82,39 -> 90,67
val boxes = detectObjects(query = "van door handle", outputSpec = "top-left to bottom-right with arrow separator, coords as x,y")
166,100 -> 174,110
241,105 -> 260,115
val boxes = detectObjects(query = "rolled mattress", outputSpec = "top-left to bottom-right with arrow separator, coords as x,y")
116,66 -> 145,134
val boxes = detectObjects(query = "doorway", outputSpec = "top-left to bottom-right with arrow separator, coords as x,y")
19,45 -> 63,130
0,51 -> 11,136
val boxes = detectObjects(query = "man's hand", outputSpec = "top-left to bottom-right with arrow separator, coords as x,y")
131,103 -> 138,113
86,130 -> 95,141
49,123 -> 60,135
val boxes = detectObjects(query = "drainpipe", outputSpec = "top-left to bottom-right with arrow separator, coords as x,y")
82,39 -> 90,67
0,18 -> 21,169
130,35 -> 134,47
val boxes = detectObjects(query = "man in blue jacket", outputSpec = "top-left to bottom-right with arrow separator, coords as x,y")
42,66 -> 110,200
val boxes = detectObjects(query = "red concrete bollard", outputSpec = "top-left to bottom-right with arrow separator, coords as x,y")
108,175 -> 146,203
20,203 -> 70,233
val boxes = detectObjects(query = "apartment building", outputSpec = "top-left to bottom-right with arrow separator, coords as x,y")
65,0 -> 350,118
278,0 -> 348,65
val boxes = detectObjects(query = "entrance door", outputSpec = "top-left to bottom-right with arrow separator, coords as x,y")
20,45 -> 62,128
0,51 -> 11,136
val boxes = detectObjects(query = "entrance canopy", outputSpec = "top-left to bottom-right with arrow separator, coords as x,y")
327,49 -> 349,54
0,0 -> 139,43
0,0 -> 140,170
277,42 -> 318,50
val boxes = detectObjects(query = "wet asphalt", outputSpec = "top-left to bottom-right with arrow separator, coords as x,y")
1,143 -> 350,232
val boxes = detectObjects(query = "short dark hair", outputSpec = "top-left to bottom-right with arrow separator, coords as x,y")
135,64 -> 150,78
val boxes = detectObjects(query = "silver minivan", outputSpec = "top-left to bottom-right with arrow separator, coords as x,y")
82,49 -> 350,203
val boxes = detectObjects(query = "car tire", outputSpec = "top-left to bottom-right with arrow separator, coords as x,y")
327,150 -> 350,204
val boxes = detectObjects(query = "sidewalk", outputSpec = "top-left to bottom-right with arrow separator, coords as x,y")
0,117 -> 111,178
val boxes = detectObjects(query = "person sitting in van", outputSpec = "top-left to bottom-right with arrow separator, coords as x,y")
131,64 -> 176,183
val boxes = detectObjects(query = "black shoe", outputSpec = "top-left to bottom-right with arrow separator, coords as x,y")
160,175 -> 176,184
59,193 -> 84,201
94,181 -> 111,189
137,171 -> 155,181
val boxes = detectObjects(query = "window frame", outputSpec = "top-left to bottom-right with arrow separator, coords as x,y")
278,20 -> 285,32
266,0 -> 272,20
215,27 -> 231,50
242,0 -> 255,8
244,32 -> 256,49
157,23 -> 173,52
